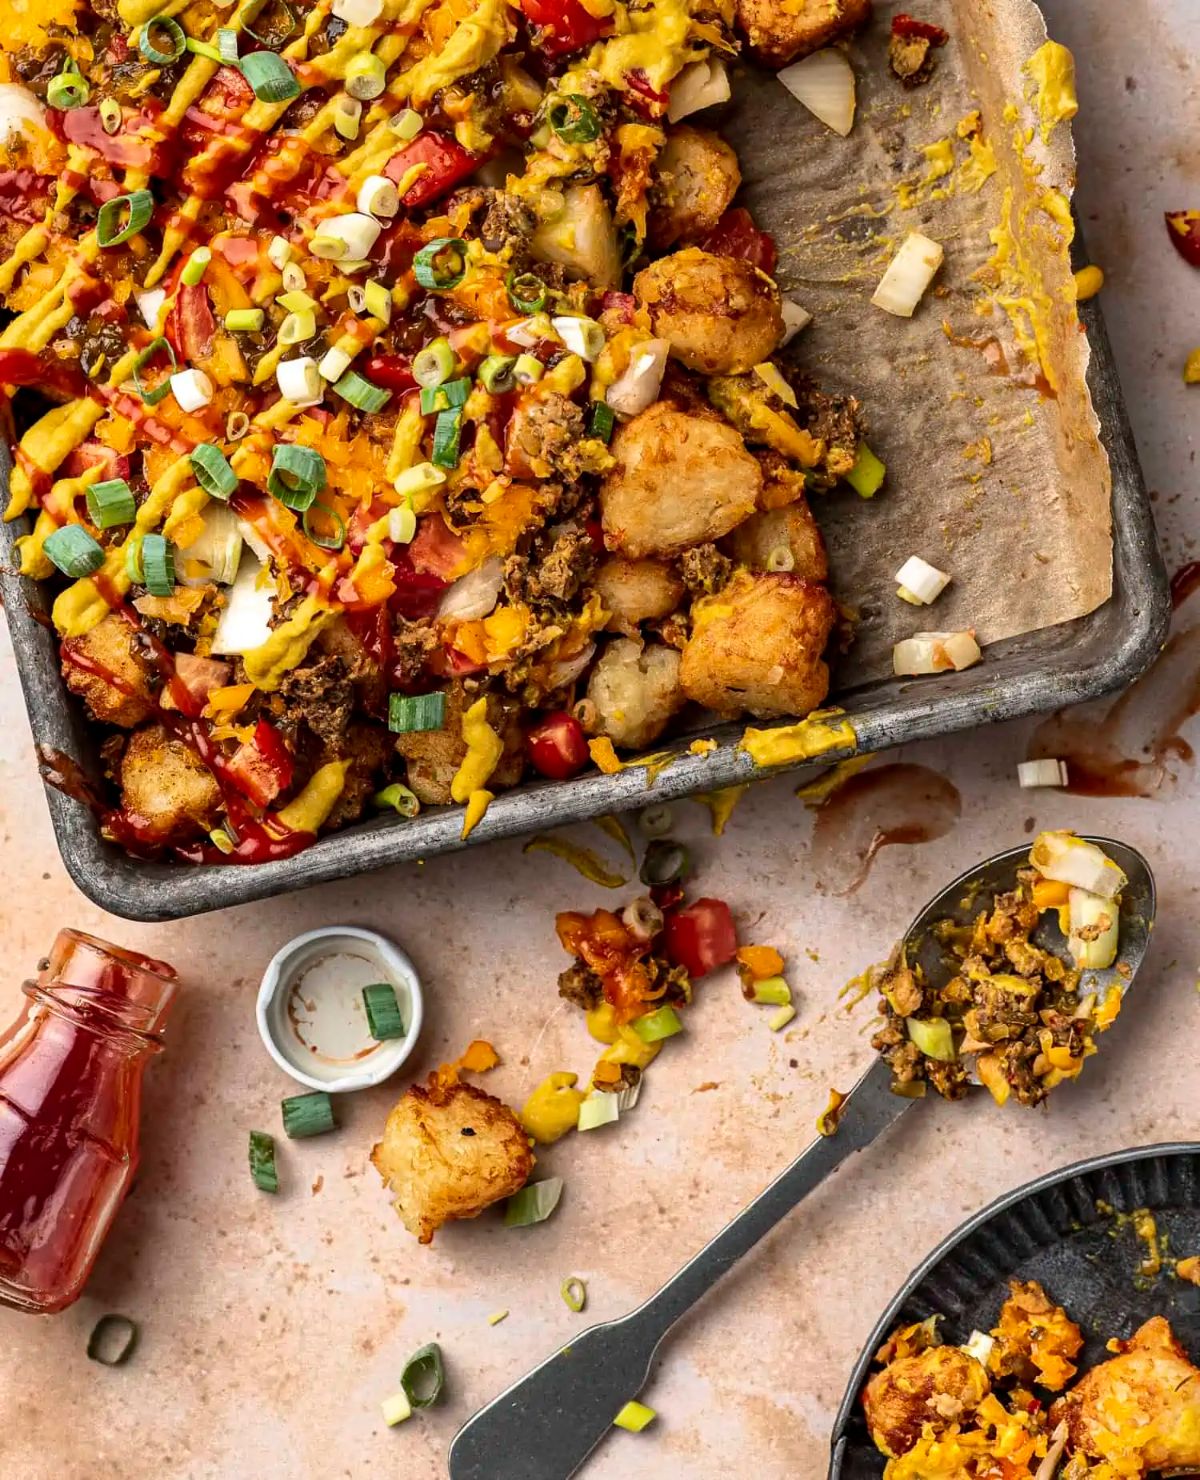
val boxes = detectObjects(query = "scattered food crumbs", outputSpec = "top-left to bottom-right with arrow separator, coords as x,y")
1018,758 -> 1069,788
311,1175 -> 324,1196
614,1401 -> 657,1433
1185,349 -> 1200,385
1074,264 -> 1104,300
694,1082 -> 720,1093
1176,1257 -> 1200,1286
487,1309 -> 509,1326
817,1087 -> 848,1137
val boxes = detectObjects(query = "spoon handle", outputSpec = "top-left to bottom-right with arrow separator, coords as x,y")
448,1058 -> 911,1480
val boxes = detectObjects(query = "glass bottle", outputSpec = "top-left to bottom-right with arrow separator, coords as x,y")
0,930 -> 177,1314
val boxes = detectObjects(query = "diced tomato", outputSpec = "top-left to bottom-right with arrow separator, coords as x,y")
165,284 -> 216,363
408,516 -> 467,582
584,516 -> 605,554
226,720 -> 294,808
362,353 -> 417,393
62,440 -> 132,483
625,68 -> 669,120
527,712 -> 589,779
650,881 -> 684,912
891,13 -> 949,43
1166,210 -> 1200,268
384,133 -> 479,209
429,645 -> 488,677
700,208 -> 778,276
662,898 -> 738,979
518,0 -> 612,57
600,290 -> 636,324
391,552 -> 449,621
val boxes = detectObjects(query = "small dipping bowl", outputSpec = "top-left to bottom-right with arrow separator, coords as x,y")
256,926 -> 423,1093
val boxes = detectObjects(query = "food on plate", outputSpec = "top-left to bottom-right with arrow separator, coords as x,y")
0,0 -> 877,864
865,1282 -> 1200,1478
871,832 -> 1127,1106
371,1075 -> 533,1244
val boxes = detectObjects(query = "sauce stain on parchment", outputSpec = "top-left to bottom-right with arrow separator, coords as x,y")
811,762 -> 962,895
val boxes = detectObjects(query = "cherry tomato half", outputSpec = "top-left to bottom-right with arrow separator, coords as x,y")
527,712 -> 589,779
662,898 -> 738,978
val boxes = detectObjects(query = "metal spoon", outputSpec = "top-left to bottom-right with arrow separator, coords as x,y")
448,837 -> 1155,1480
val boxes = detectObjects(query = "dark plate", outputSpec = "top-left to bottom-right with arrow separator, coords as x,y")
829,1144 -> 1200,1478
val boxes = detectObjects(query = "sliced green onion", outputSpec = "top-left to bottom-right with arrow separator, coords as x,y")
388,505 -> 416,544
750,975 -> 792,1006
241,50 -> 300,103
613,1401 -> 656,1433
185,36 -> 224,61
226,410 -> 251,440
44,525 -> 104,578
845,442 -> 886,498
98,98 -> 123,133
548,94 -> 600,144
513,353 -> 544,385
140,533 -> 175,596
393,462 -> 446,500
249,1129 -> 279,1192
639,839 -> 691,888
209,826 -> 236,855
503,1177 -> 564,1227
132,336 -> 177,404
345,51 -> 386,100
333,369 -> 391,413
400,1343 -> 446,1410
413,237 -> 467,291
412,337 -> 456,388
276,288 -> 316,313
478,354 -> 516,394
334,94 -> 362,140
561,1277 -> 587,1313
47,63 -> 89,111
390,106 -> 423,139
431,409 -> 461,468
97,189 -> 154,248
217,27 -> 239,62
190,443 -> 238,501
381,1390 -> 412,1427
362,982 -> 405,1039
302,500 -> 346,550
181,246 -> 211,287
224,307 -> 265,333
374,782 -> 420,818
281,1091 -> 337,1139
125,537 -> 145,584
363,279 -> 392,323
638,804 -> 672,837
87,1315 -> 139,1367
577,1092 -> 620,1132
907,1017 -> 956,1062
86,478 -> 136,529
588,401 -> 615,443
507,270 -> 546,314
278,309 -> 316,345
630,1005 -> 683,1043
268,444 -> 326,509
768,1003 -> 796,1031
138,15 -> 186,63
388,691 -> 446,734
419,377 -> 470,414
245,0 -> 298,46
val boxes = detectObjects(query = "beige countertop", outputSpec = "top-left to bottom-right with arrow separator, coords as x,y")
1,2 -> 1198,1475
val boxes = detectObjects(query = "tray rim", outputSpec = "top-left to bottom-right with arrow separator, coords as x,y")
827,1140 -> 1200,1478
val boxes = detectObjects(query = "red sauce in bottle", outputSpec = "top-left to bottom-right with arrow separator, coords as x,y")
0,931 -> 177,1314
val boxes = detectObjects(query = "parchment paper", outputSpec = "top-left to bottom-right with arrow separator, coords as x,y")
723,0 -> 1112,685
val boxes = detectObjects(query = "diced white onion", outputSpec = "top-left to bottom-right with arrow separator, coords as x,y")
1067,888 -> 1120,970
780,298 -> 813,345
507,314 -> 553,348
552,315 -> 605,361
962,1331 -> 995,1366
318,346 -> 353,382
135,287 -> 167,330
380,1389 -> 412,1427
1033,1425 -> 1070,1480
178,504 -> 243,587
281,261 -> 306,293
388,506 -> 417,544
332,0 -> 382,24
577,1091 -> 621,1133
1017,759 -> 1069,789
777,48 -> 856,137
605,338 -> 670,418
872,232 -> 945,318
666,58 -> 731,123
235,518 -> 272,565
212,557 -> 274,655
311,212 -> 381,261
356,174 -> 400,219
267,234 -> 292,270
544,640 -> 595,692
752,362 -> 797,408
894,555 -> 950,605
893,629 -> 982,676
0,84 -> 46,147
169,368 -> 214,413
276,356 -> 322,406
436,556 -> 504,621
1030,831 -> 1127,899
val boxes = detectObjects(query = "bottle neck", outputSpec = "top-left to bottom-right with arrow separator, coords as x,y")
23,930 -> 178,1049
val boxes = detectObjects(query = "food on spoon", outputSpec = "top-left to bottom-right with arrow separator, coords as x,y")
871,832 -> 1127,1106
371,1077 -> 533,1244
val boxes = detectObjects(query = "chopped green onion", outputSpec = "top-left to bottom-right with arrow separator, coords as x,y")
281,1091 -> 337,1139
362,982 -> 405,1039
209,826 -> 236,855
577,1092 -> 620,1132
185,36 -> 224,61
86,478 -> 136,529
513,353 -> 544,385
388,505 -> 416,544
132,336 -> 176,404
333,369 -> 391,414
613,1401 -> 656,1433
249,1130 -> 279,1192
226,410 -> 251,441
47,62 -> 89,111
768,1003 -> 796,1031
125,536 -> 145,584
181,246 -> 211,286
363,279 -> 392,323
374,782 -> 420,818
224,307 -> 265,333
98,98 -> 123,133
845,442 -> 886,498
381,1390 -> 412,1427
400,1343 -> 446,1410
140,533 -> 175,596
334,94 -> 362,140
630,1005 -> 683,1043
639,839 -> 691,888
547,94 -> 600,144
87,1315 -> 139,1367
503,1177 -> 564,1227
44,525 -> 104,579
393,462 -> 445,500
431,409 -> 461,468
97,189 -> 154,248
278,309 -> 316,345
487,1309 -> 509,1326
241,50 -> 299,103
217,27 -> 239,62
345,51 -> 386,100
907,1017 -> 956,1062
412,337 -> 456,388
588,401 -> 615,443
190,443 -> 238,501
301,500 -> 346,551
388,690 -> 446,734
268,444 -> 326,510
751,975 -> 792,1006
245,0 -> 298,46
561,1277 -> 587,1313
478,355 -> 516,394
507,270 -> 547,313
413,237 -> 467,291
419,377 -> 470,414
389,106 -> 423,139
138,15 -> 186,63
638,805 -> 672,837
276,288 -> 316,313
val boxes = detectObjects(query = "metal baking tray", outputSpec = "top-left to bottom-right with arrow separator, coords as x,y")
0,268 -> 1169,921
